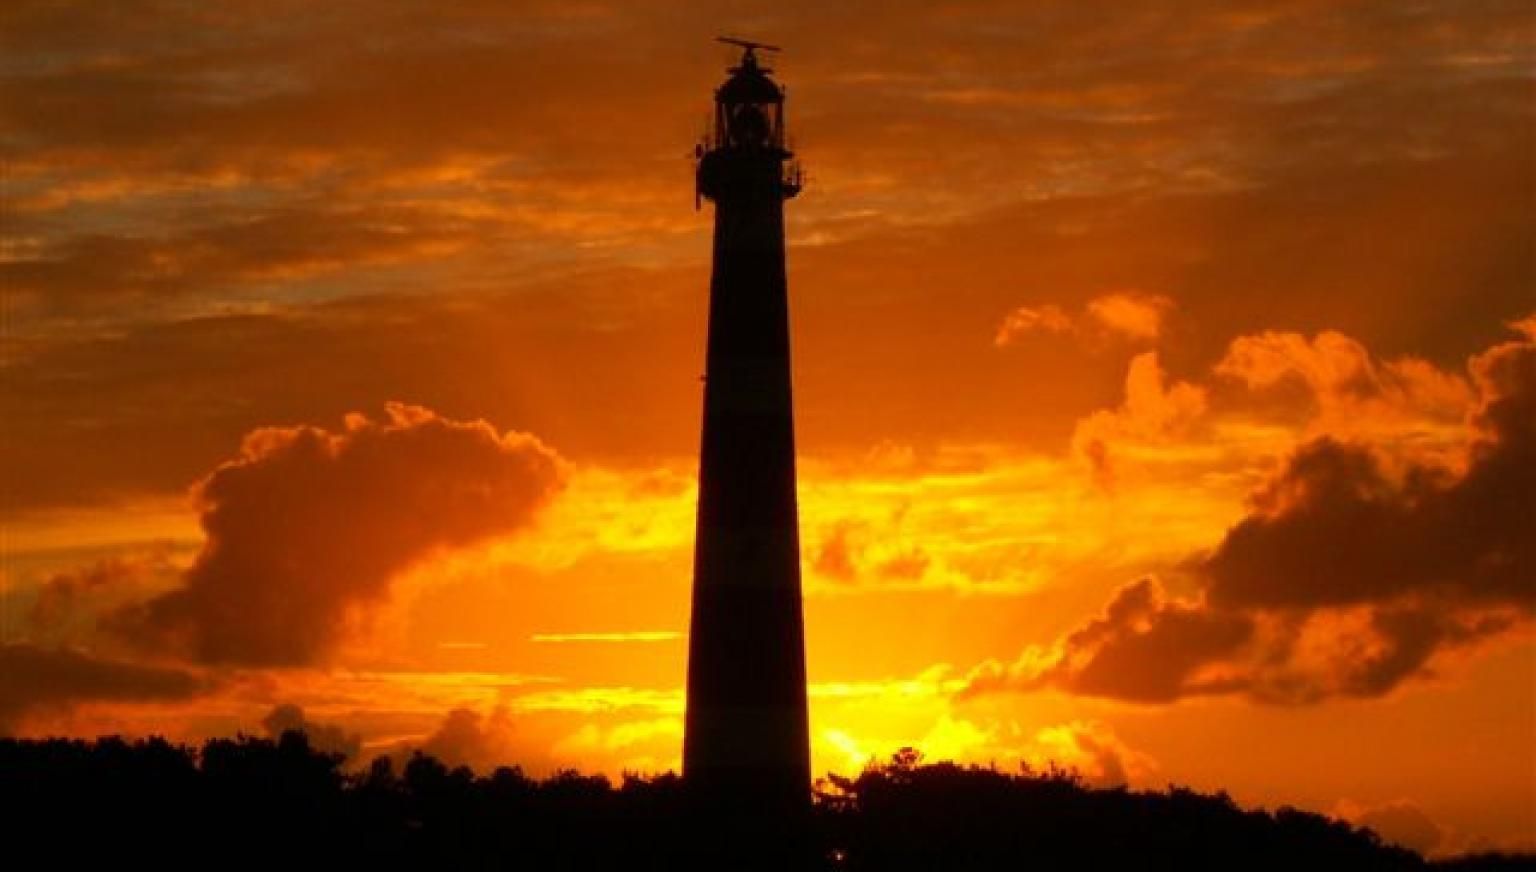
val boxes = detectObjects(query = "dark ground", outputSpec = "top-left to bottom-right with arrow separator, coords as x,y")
1,735 -> 1529,871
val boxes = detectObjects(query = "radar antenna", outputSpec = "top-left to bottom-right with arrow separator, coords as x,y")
715,36 -> 782,54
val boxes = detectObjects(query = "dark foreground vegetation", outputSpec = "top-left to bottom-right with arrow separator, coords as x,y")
0,735 -> 1528,871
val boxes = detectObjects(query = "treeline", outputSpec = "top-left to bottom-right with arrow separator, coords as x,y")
0,735 -> 1528,871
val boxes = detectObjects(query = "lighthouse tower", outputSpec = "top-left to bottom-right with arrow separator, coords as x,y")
683,38 -> 810,821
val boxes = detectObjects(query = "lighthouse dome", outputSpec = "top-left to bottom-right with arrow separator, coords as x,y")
709,70 -> 774,105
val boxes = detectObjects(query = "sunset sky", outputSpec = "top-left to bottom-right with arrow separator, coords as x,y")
2,0 -> 1533,857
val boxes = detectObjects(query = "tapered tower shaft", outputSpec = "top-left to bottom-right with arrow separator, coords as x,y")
683,43 -> 809,816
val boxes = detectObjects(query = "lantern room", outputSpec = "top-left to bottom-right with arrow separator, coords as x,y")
696,38 -> 803,205
710,39 -> 786,153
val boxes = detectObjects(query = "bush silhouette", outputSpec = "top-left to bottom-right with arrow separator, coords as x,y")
0,737 -> 1528,871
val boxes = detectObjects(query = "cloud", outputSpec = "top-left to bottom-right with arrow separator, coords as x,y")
967,575 -> 1517,705
368,707 -> 524,773
961,578 -> 1252,704
1215,330 -> 1473,440
1086,292 -> 1173,341
414,707 -> 519,772
0,279 -> 701,516
813,520 -> 864,582
817,707 -> 1156,789
261,703 -> 362,760
1336,795 -> 1536,858
810,518 -> 932,587
2,0 -> 1529,512
995,292 -> 1172,347
0,643 -> 208,733
1071,352 -> 1208,488
1206,322 -> 1535,611
112,403 -> 565,666
1335,799 -> 1445,856
1026,720 -> 1157,788
967,319 -> 1535,704
994,304 -> 1073,346
1,205 -> 474,307
27,549 -> 181,639
529,632 -> 680,643
553,716 -> 682,773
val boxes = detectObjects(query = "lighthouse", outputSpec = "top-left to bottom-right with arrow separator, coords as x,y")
683,37 -> 811,822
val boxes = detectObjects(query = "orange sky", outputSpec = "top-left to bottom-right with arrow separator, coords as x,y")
2,0 -> 1533,857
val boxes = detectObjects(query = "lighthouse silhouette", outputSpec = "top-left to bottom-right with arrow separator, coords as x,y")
683,37 -> 811,835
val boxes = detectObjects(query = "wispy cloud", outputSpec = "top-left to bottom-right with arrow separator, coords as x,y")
530,631 -> 682,643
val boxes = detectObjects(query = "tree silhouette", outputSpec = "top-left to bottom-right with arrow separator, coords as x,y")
0,736 -> 1528,871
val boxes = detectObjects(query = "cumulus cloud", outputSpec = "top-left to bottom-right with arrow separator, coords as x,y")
1071,352 -> 1208,488
1215,329 -> 1473,440
261,703 -> 362,760
0,643 -> 208,733
415,707 -> 519,772
1335,799 -> 1445,856
1206,322 -> 1534,611
995,292 -> 1173,347
112,403 -> 565,666
1085,292 -> 1173,341
1336,795 -> 1536,858
967,319 -> 1535,704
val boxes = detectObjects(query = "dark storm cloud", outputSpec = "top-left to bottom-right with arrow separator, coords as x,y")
961,577 -> 1253,703
26,549 -> 182,641
964,321 -> 1536,704
1206,324 -> 1535,610
0,643 -> 209,733
962,576 -> 1519,706
111,403 -> 566,666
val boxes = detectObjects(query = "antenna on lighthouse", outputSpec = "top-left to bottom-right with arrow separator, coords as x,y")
715,36 -> 782,54
716,36 -> 780,71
